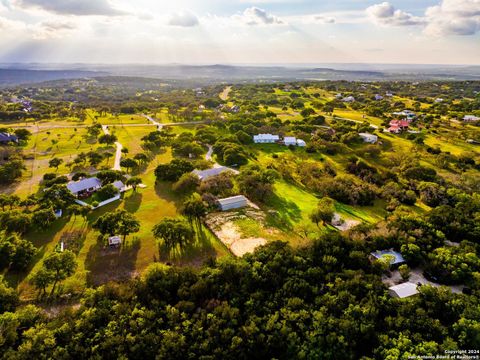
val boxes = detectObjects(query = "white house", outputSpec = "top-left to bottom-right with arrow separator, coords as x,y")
253,134 -> 280,143
388,282 -> 419,298
284,137 -> 297,146
464,115 -> 480,122
218,195 -> 249,211
374,94 -> 384,101
296,139 -> 306,147
393,110 -> 416,121
359,133 -> 378,144
67,177 -> 102,197
434,98 -> 444,103
342,96 -> 355,103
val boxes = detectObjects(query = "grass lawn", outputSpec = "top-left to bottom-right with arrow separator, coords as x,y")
110,125 -> 155,156
2,128 -> 101,197
331,109 -> 384,127
9,146 -> 230,300
88,111 -> 150,125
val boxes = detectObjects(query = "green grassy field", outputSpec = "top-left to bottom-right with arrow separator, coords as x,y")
11,146 -> 230,300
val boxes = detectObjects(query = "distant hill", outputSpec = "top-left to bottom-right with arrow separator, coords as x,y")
0,68 -> 106,87
1,64 -> 480,87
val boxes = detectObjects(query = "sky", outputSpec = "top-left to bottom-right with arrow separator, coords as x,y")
0,0 -> 479,65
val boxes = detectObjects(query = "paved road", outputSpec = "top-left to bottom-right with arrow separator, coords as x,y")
9,120 -> 207,133
102,125 -> 123,171
141,114 -> 162,130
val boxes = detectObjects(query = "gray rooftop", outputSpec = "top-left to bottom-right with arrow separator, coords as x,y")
0,132 -> 18,143
67,177 -> 102,194
112,180 -> 125,191
192,166 -> 237,181
389,282 -> 419,298
218,195 -> 248,206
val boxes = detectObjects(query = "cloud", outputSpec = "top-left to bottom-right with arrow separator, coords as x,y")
0,15 -> 24,31
32,20 -> 76,39
313,15 -> 336,24
424,0 -> 480,35
168,11 -> 199,27
236,7 -> 286,26
366,2 -> 425,26
14,0 -> 126,16
366,0 -> 480,36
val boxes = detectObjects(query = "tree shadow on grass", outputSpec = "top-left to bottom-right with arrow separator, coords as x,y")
85,235 -> 141,286
263,192 -> 303,232
84,201 -> 121,226
124,192 -> 142,214
154,181 -> 183,209
158,224 -> 216,266
5,217 -> 71,288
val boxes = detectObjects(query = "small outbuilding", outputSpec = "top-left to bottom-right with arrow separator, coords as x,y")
218,195 -> 248,211
388,282 -> 419,298
359,133 -> 378,144
296,139 -> 306,147
108,236 -> 122,247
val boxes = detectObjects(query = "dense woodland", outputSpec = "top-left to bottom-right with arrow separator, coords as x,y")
0,78 -> 479,358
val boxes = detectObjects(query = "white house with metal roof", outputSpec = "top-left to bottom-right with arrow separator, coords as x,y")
388,282 -> 419,298
253,134 -> 280,143
218,195 -> 249,211
67,177 -> 102,196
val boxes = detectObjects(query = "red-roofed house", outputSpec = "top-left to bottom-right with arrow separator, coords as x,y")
388,120 -> 409,133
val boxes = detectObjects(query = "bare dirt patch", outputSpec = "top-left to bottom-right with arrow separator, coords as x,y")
332,213 -> 361,231
206,209 -> 269,257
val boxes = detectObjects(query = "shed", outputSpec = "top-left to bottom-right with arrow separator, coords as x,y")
388,282 -> 419,298
218,195 -> 248,211
108,236 -> 122,247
